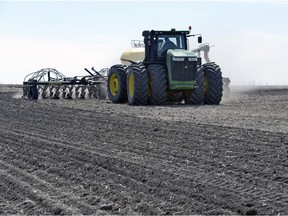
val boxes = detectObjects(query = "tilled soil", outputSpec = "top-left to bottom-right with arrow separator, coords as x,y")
0,85 -> 288,215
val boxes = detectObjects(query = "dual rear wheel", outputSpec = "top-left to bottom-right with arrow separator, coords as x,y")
184,63 -> 223,105
127,64 -> 148,105
107,63 -> 167,105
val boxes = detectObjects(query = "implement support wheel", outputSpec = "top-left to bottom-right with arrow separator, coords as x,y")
28,84 -> 39,100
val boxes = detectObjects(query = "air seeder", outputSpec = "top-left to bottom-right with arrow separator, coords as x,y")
22,68 -> 107,100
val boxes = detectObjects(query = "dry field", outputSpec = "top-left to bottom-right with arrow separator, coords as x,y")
0,85 -> 288,215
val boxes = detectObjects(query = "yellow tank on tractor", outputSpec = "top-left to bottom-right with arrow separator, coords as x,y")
107,28 -> 227,105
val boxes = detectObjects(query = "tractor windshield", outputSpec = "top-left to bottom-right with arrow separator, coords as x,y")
157,35 -> 186,57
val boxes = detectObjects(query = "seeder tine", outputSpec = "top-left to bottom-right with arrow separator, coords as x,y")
41,85 -> 49,99
87,85 -> 94,99
65,86 -> 73,99
75,85 -> 81,99
80,86 -> 86,99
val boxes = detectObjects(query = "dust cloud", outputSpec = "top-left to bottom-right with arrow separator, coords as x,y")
210,30 -> 288,86
12,91 -> 23,99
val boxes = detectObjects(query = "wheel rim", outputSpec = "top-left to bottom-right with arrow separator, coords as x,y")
128,73 -> 134,97
109,74 -> 119,96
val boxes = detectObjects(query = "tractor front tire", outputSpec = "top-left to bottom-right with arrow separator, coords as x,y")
127,63 -> 148,105
184,66 -> 204,105
203,63 -> 223,105
107,65 -> 127,103
147,64 -> 167,105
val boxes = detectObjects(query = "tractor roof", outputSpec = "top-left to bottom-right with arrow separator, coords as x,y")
142,29 -> 190,37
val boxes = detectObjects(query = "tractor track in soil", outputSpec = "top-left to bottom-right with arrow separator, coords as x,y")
0,85 -> 288,215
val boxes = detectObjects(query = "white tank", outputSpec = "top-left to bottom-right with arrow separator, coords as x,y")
120,48 -> 145,66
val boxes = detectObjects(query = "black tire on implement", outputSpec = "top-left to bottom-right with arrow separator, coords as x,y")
127,63 -> 148,105
203,63 -> 223,105
147,64 -> 167,105
107,65 -> 127,103
28,85 -> 39,100
184,66 -> 204,105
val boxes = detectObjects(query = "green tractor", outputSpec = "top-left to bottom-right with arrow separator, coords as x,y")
107,28 -> 223,105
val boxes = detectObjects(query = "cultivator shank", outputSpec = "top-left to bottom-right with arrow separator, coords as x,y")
23,68 -> 108,100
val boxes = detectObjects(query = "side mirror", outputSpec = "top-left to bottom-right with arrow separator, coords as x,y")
198,36 -> 202,43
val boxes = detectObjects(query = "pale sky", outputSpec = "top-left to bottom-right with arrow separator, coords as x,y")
0,0 -> 288,85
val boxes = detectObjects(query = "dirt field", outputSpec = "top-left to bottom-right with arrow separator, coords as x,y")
0,85 -> 288,215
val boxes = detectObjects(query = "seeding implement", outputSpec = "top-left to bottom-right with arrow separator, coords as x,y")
23,68 -> 108,100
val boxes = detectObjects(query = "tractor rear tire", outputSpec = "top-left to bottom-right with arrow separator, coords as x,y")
107,65 -> 127,103
184,66 -> 204,105
127,63 -> 148,105
203,63 -> 223,105
147,64 -> 167,105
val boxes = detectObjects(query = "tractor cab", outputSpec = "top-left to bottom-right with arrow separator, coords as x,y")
142,29 -> 201,91
157,34 -> 186,57
142,29 -> 190,64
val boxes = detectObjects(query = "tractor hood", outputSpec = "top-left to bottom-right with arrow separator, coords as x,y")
166,49 -> 198,90
167,49 -> 197,59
